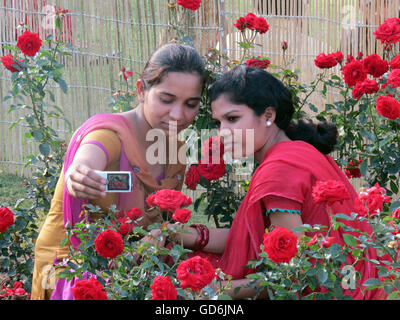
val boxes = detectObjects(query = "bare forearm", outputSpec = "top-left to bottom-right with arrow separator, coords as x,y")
173,225 -> 230,255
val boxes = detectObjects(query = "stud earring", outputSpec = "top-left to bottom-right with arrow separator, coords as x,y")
266,120 -> 272,127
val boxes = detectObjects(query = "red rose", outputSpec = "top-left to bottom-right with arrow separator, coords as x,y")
150,276 -> 177,300
244,13 -> 257,30
262,227 -> 298,263
344,159 -> 363,178
72,277 -> 108,300
281,41 -> 288,51
117,217 -> 134,237
333,51 -> 344,64
0,207 -> 15,232
353,183 -> 388,218
94,229 -> 124,258
375,95 -> 400,120
172,208 -> 192,224
306,234 -> 335,248
362,54 -> 389,78
391,208 -> 400,220
16,30 -> 42,57
346,54 -> 355,64
342,60 -> 368,87
184,165 -> 200,190
1,54 -> 23,73
387,69 -> 400,88
126,207 -> 142,221
176,256 -> 215,292
314,53 -> 339,69
312,180 -> 350,206
177,0 -> 201,11
351,79 -> 379,100
374,17 -> 400,46
252,16 -> 269,34
234,17 -> 247,31
390,55 -> 400,70
197,158 -> 226,181
201,136 -> 225,159
146,189 -> 190,212
246,57 -> 270,69
321,237 -> 335,248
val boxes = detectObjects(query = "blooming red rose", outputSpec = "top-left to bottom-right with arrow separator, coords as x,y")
1,54 -> 23,73
72,277 -> 108,300
346,54 -> 355,64
150,275 -> 177,300
177,0 -> 201,11
352,79 -> 379,100
353,183 -> 389,218
314,53 -> 339,69
197,158 -> 226,181
16,30 -> 42,57
312,180 -> 350,206
234,16 -> 247,31
362,54 -> 389,78
246,57 -> 271,69
126,207 -> 142,221
391,208 -> 400,220
262,227 -> 298,263
344,159 -> 363,178
342,60 -> 368,87
252,16 -> 269,34
306,234 -> 335,248
387,69 -> 400,88
184,165 -> 200,190
373,17 -> 400,46
375,95 -> 400,120
176,255 -> 215,292
244,13 -> 257,30
201,136 -> 225,159
172,208 -> 192,224
117,217 -> 134,237
390,55 -> 400,70
146,189 -> 191,212
0,207 -> 15,232
94,229 -> 124,258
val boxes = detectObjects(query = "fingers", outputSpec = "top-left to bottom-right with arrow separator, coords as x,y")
66,163 -> 107,199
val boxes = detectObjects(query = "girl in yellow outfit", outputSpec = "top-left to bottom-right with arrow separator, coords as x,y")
31,43 -> 206,300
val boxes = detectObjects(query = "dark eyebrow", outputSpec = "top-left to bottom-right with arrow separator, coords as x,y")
211,110 -> 240,122
159,91 -> 201,101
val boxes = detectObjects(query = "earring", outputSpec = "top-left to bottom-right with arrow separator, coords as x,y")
266,120 -> 272,127
141,97 -> 145,102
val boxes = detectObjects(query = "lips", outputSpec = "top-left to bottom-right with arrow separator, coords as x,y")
161,122 -> 185,132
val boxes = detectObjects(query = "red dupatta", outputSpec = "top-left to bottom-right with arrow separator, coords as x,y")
217,140 -> 385,300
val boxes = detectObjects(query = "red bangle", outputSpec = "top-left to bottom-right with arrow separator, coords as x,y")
190,224 -> 209,251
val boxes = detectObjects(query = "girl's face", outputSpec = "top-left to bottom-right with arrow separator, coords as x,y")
211,94 -> 269,158
140,72 -> 203,136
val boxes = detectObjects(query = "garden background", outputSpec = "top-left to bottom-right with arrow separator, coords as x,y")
1,0 -> 399,196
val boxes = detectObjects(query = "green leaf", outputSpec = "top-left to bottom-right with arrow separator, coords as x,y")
363,278 -> 382,287
389,201 -> 400,212
390,181 -> 399,195
57,77 -> 68,94
39,143 -> 50,157
343,234 -> 357,247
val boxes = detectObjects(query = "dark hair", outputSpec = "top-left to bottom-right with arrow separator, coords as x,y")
209,65 -> 337,154
140,43 -> 207,90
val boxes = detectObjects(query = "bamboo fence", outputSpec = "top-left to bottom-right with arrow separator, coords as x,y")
1,0 -> 399,197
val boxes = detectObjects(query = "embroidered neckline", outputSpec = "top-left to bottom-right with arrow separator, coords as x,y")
265,208 -> 302,216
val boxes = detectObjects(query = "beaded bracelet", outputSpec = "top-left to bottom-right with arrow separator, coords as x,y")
190,224 -> 209,251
